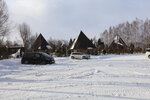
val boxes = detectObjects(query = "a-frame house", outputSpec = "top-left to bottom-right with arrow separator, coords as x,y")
32,34 -> 52,51
109,35 -> 127,53
70,31 -> 95,51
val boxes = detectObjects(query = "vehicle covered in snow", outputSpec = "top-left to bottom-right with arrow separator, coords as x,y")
21,52 -> 55,64
70,52 -> 90,59
146,48 -> 150,59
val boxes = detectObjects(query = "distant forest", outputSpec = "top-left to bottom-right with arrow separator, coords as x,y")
1,0 -> 150,55
101,18 -> 150,50
2,0 -> 150,59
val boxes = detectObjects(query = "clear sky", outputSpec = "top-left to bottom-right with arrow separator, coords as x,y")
5,0 -> 150,41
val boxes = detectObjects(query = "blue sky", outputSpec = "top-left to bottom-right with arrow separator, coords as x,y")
5,0 -> 150,41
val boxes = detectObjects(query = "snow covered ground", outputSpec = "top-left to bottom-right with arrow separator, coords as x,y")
0,54 -> 150,100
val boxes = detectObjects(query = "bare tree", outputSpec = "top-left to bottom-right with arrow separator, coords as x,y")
19,22 -> 32,49
101,18 -> 150,52
5,39 -> 12,46
29,32 -> 38,44
0,0 -> 9,45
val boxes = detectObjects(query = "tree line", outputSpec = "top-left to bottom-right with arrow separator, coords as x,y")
1,0 -> 150,59
0,0 -> 9,45
101,18 -> 150,52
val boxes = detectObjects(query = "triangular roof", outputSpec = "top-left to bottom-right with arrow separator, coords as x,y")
70,31 -> 95,50
109,35 -> 127,48
112,35 -> 127,46
32,34 -> 51,50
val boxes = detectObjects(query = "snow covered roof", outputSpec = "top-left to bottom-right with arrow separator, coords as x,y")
46,45 -> 52,49
70,38 -> 78,50
87,47 -> 94,50
109,35 -> 127,53
112,35 -> 126,46
114,35 -> 119,42
10,49 -> 21,58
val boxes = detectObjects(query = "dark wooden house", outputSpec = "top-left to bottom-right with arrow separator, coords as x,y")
70,31 -> 95,53
109,35 -> 128,53
32,34 -> 52,51
0,45 -> 24,59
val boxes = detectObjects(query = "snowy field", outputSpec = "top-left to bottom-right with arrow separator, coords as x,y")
0,54 -> 150,100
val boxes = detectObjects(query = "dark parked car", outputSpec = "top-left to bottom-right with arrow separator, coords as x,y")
21,52 -> 55,64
